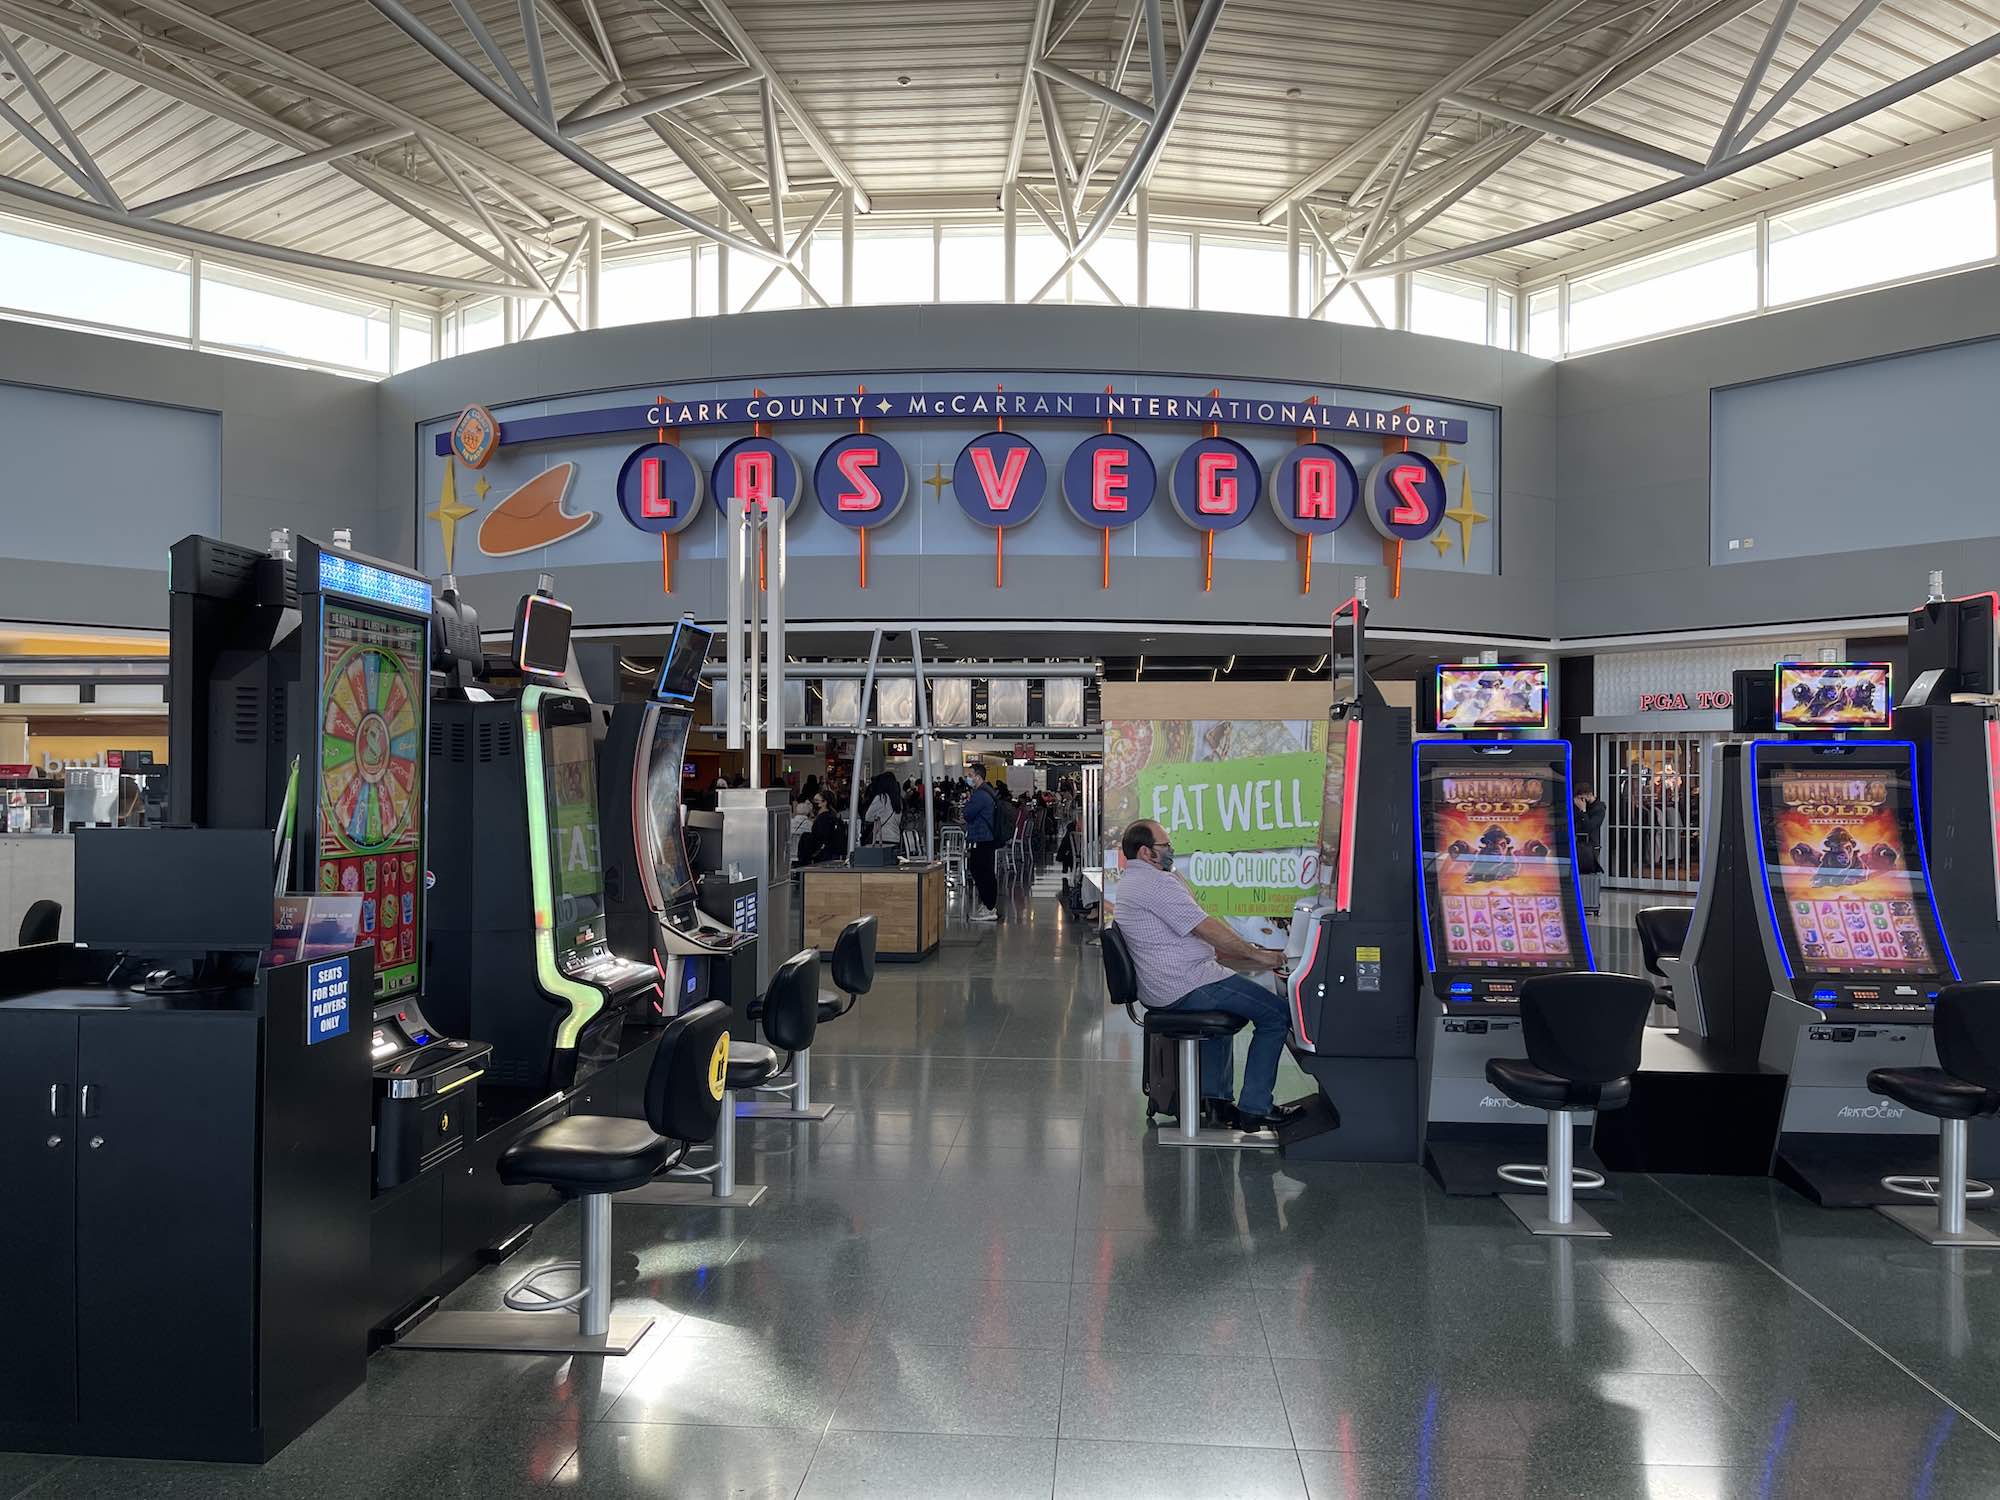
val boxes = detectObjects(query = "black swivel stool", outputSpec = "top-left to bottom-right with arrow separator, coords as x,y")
1868,982 -> 2000,1248
1486,971 -> 1653,1237
1101,924 -> 1274,1152
626,958 -> 819,1208
1635,906 -> 1692,1029
739,946 -> 837,1122
399,1001 -> 732,1355
741,917 -> 873,1120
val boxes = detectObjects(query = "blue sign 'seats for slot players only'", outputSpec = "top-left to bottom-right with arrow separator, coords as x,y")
306,955 -> 351,1045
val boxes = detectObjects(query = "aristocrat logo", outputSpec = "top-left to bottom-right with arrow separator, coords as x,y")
1478,1094 -> 1533,1111
1837,1102 -> 1905,1120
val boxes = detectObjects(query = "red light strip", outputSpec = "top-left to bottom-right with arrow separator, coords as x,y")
1335,717 -> 1362,911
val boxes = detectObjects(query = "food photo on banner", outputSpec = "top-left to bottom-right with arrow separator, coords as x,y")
1101,717 -> 1328,948
415,370 -> 1498,585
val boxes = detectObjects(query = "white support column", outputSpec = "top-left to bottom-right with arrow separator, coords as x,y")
717,207 -> 730,313
389,297 -> 402,372
1286,203 -> 1301,317
840,190 -> 855,305
503,296 -> 518,344
1003,181 -> 1017,303
188,250 -> 202,351
1754,211 -> 1768,312
585,219 -> 602,329
1135,184 -> 1149,304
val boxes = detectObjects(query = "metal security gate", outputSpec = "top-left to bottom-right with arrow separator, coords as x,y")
1596,732 -> 1718,894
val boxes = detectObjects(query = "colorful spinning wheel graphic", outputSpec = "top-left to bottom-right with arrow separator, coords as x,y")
320,642 -> 421,852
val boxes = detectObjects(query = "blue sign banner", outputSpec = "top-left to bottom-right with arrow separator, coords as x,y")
433,387 -> 1470,457
306,955 -> 352,1046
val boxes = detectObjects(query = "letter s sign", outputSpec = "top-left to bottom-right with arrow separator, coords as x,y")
1362,451 -> 1446,544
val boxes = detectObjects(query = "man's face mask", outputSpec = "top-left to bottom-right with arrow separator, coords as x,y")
1153,842 -> 1176,873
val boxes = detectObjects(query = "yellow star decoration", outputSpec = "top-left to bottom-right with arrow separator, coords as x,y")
1430,528 -> 1455,558
428,457 -> 478,572
1431,440 -> 1464,483
923,462 -> 950,501
1443,467 -> 1490,567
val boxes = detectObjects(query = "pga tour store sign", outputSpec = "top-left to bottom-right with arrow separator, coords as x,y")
418,372 -> 1498,584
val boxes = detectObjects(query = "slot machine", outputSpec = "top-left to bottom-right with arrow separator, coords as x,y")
1409,661 -> 1598,1194
427,584 -> 661,1104
598,616 -> 759,1018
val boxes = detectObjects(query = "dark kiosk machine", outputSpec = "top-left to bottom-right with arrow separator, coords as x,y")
1410,663 -> 1597,1192
598,616 -> 757,1013
428,586 -> 659,1103
167,533 -> 490,1193
1283,597 -> 1418,1161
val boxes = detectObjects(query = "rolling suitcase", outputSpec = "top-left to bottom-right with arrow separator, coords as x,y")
1142,1026 -> 1179,1120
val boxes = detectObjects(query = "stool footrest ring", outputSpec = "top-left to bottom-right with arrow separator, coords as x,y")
1882,1173 -> 1997,1202
503,1260 -> 588,1314
1498,1162 -> 1605,1192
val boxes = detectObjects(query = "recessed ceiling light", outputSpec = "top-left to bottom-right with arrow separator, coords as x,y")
897,74 -> 911,85
1286,86 -> 1302,98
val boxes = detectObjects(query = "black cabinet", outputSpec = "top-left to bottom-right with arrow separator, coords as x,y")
0,954 -> 371,1463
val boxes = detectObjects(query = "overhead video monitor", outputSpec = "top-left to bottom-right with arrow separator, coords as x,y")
1774,663 -> 1893,732
1432,664 -> 1550,732
1755,750 -> 1950,980
513,593 -> 573,678
656,618 -> 712,703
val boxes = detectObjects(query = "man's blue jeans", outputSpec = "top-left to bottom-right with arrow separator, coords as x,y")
1159,974 -> 1289,1117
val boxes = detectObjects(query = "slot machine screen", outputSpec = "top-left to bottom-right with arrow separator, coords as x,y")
317,603 -> 426,1000
644,710 -> 698,907
1773,663 -> 1892,731
544,719 -> 608,962
1756,756 -> 1948,978
1433,664 -> 1549,732
1420,760 -> 1583,971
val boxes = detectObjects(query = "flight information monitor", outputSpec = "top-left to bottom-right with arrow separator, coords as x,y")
1417,751 -> 1586,977
544,717 -> 610,970
1433,664 -> 1549,732
644,708 -> 698,908
656,619 -> 712,703
1755,749 -> 1951,980
1774,663 -> 1892,731
317,602 -> 425,999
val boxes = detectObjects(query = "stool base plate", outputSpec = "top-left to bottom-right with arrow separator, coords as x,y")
621,1180 -> 768,1208
737,1102 -> 838,1122
1875,1204 -> 2000,1248
1159,1126 -> 1279,1152
395,1310 -> 655,1356
1499,1193 -> 1611,1238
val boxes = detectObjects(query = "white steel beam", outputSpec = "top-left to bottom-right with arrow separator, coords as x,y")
1349,27 -> 2000,281
760,77 -> 787,250
1034,55 -> 1154,123
1728,0 -> 1890,153
0,26 -> 120,207
366,0 -> 786,264
130,126 -> 413,217
0,169 -> 545,296
692,0 -> 870,211
124,0 -> 634,238
1002,0 -> 1059,191
443,0 -> 540,116
562,68 -> 762,139
1445,93 -> 1702,174
519,229 -> 586,337
518,0 -> 556,124
1259,0 -> 1595,224
1709,0 -> 1800,165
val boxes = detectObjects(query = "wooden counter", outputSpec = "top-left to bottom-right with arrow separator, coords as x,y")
799,861 -> 945,962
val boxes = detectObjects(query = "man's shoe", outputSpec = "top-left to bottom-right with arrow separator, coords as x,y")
1200,1098 -> 1239,1130
969,907 -> 1000,923
1233,1108 -> 1295,1135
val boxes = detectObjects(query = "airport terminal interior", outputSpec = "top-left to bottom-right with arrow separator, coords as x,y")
14,2 -> 2000,1497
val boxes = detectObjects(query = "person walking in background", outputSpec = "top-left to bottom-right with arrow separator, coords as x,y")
962,763 -> 1000,922
1575,783 -> 1606,916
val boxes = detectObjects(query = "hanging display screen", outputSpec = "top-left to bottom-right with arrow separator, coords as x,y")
1774,663 -> 1893,731
1419,758 -> 1583,972
317,602 -> 425,1000
1757,760 -> 1947,977
1432,664 -> 1549,732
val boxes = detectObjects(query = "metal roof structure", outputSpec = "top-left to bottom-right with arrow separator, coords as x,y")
0,0 -> 1996,305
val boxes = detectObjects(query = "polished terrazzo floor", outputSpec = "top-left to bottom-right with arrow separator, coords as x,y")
10,885 -> 2000,1498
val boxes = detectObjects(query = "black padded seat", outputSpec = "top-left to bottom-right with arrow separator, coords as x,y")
1634,906 -> 1692,981
726,1040 -> 781,1090
18,899 -> 60,947
499,1115 -> 670,1195
1868,1067 -> 2000,1122
1144,1009 -> 1247,1040
1486,1057 -> 1633,1113
817,994 -> 854,1024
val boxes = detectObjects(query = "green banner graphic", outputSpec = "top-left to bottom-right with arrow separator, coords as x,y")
1135,751 -> 1326,854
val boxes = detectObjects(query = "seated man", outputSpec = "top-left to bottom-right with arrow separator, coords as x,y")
1113,819 -> 1294,1133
